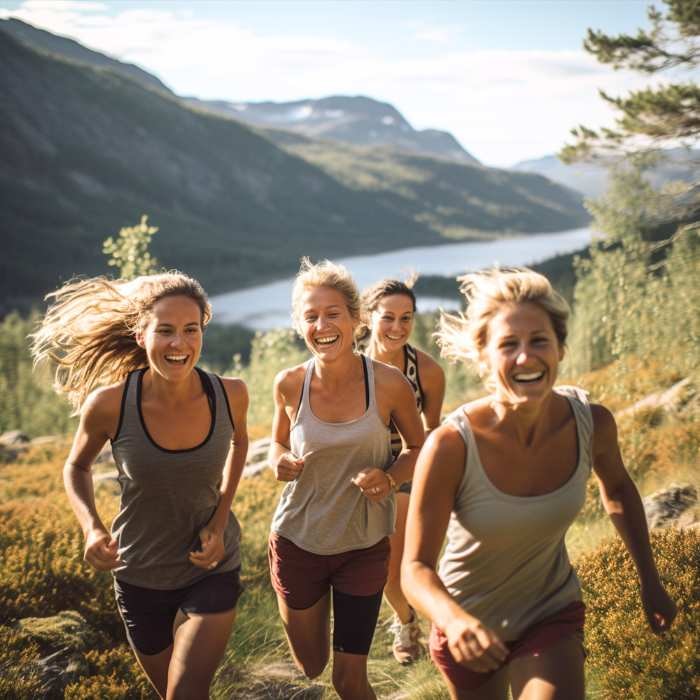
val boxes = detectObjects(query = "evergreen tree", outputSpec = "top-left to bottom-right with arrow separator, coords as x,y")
561,0 -> 700,161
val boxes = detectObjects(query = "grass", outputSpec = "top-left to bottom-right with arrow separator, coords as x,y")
1,360 -> 697,698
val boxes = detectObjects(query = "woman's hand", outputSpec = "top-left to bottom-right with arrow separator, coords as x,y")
352,468 -> 393,502
641,578 -> 677,633
275,452 -> 306,482
190,525 -> 226,570
443,614 -> 509,672
84,527 -> 122,571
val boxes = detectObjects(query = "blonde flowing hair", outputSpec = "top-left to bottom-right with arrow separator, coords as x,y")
291,257 -> 361,335
31,272 -> 211,411
436,267 -> 569,380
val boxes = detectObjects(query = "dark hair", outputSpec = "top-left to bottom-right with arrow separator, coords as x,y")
357,278 -> 417,343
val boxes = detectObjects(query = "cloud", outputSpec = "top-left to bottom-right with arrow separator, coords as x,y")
2,1 -> 694,165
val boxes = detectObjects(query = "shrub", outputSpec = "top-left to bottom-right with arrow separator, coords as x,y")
577,528 -> 699,699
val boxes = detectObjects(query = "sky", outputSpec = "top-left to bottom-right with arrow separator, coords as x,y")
1,0 -> 692,167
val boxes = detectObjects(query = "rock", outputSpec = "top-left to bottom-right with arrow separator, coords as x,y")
0,429 -> 30,446
30,435 -> 62,447
15,611 -> 107,696
617,377 -> 694,420
643,483 -> 698,529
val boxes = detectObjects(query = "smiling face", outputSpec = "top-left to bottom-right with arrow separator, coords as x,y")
136,295 -> 203,380
299,285 -> 358,361
483,301 -> 564,404
370,294 -> 415,354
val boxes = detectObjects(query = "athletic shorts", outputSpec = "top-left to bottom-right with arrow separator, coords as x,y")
269,533 -> 390,654
114,568 -> 243,655
429,601 -> 585,690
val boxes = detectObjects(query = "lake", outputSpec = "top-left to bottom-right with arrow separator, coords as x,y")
211,227 -> 592,329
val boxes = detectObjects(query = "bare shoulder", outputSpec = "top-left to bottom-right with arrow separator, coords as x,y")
273,362 -> 307,402
371,357 -> 408,387
591,403 -> 618,446
427,420 -> 466,456
415,348 -> 444,379
219,376 -> 249,408
81,381 -> 125,438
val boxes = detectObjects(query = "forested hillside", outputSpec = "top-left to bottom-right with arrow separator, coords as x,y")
0,22 -> 589,313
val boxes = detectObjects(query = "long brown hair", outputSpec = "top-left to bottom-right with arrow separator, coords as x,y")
32,272 -> 211,410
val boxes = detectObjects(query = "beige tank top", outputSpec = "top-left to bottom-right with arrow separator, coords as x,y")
271,355 -> 394,555
438,386 -> 592,642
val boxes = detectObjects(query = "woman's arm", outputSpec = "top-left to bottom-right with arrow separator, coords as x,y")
402,425 -> 508,672
191,378 -> 250,569
591,403 -> 677,633
268,368 -> 306,481
64,386 -> 123,571
417,350 -> 446,432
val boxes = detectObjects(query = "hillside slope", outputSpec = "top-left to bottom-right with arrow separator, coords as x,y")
1,26 -> 588,312
1,32 -> 449,309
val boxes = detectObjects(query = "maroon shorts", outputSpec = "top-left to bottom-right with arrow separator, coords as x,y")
268,533 -> 390,610
429,601 -> 586,691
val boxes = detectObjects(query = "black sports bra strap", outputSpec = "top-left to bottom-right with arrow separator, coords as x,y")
362,355 -> 370,410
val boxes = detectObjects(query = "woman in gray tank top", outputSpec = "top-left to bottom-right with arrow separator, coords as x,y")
359,278 -> 445,666
268,259 -> 425,700
33,272 -> 249,699
401,268 -> 676,700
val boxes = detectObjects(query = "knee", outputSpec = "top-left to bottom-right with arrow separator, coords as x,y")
332,665 -> 368,698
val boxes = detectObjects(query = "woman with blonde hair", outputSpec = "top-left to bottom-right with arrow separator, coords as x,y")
268,259 -> 424,699
360,278 -> 445,665
33,272 -> 249,699
401,267 -> 676,700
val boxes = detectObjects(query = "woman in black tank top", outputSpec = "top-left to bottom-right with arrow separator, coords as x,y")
33,272 -> 249,699
360,278 -> 446,665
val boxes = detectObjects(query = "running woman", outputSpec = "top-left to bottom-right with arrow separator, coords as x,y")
360,279 -> 445,664
32,272 -> 249,699
401,268 -> 676,700
268,259 -> 424,699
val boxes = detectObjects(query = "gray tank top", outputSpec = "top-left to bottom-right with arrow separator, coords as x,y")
438,386 -> 592,642
110,368 -> 241,589
271,355 -> 394,555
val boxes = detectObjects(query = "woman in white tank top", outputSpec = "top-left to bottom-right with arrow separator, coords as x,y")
401,268 -> 676,700
268,259 -> 425,700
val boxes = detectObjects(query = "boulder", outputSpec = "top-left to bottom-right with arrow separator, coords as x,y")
14,610 -> 107,697
0,429 -> 30,446
643,483 -> 698,529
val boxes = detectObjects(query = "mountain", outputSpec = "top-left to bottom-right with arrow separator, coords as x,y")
512,151 -> 699,198
0,22 -> 588,313
274,136 -> 587,239
186,95 -> 481,165
0,18 -> 172,95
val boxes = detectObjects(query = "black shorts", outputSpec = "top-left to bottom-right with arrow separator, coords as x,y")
114,568 -> 244,655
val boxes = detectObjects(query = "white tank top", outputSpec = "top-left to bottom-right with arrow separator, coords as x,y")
438,386 -> 592,641
271,355 -> 394,555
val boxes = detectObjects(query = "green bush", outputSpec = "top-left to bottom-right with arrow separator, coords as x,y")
578,528 -> 699,699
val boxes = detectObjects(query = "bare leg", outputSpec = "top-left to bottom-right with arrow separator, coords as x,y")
509,636 -> 585,700
276,591 -> 331,679
440,666 -> 509,700
384,492 -> 412,623
165,608 -> 237,700
131,645 -> 173,699
332,650 -> 376,700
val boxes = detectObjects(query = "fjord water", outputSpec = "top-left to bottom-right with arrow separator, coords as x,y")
212,227 -> 592,329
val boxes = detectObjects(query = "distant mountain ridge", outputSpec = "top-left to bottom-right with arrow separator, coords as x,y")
513,151 -> 699,198
186,95 -> 480,165
0,17 -> 172,95
0,20 -> 589,313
